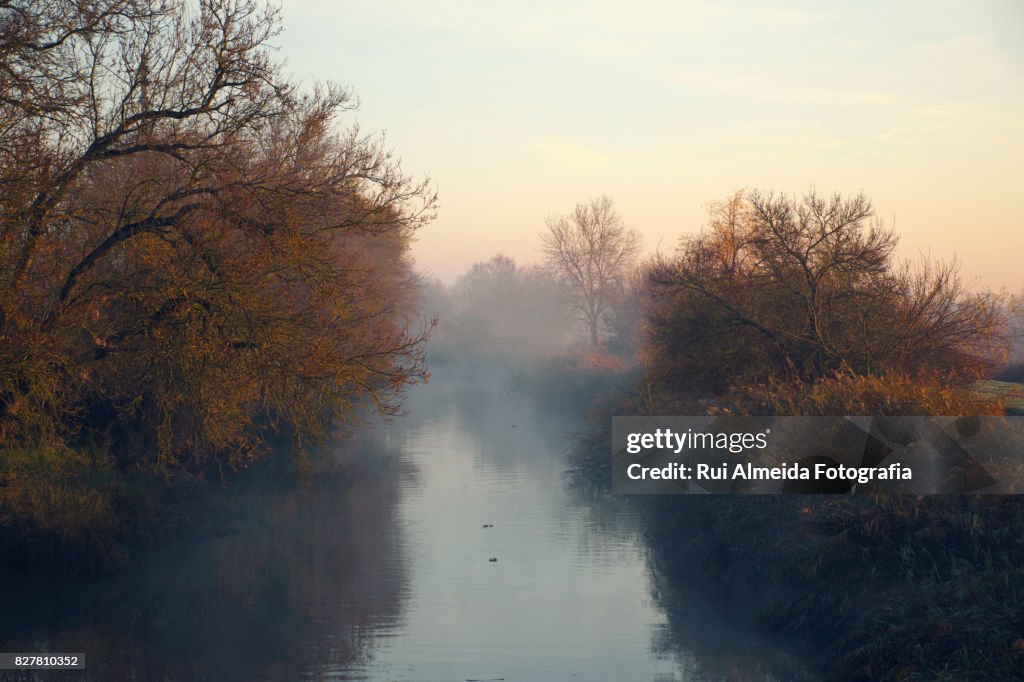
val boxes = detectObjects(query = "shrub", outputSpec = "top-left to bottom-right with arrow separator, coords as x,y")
755,371 -> 1005,417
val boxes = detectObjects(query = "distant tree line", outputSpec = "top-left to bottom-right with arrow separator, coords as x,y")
433,187 -> 1010,417
422,255 -> 574,362
424,197 -> 645,365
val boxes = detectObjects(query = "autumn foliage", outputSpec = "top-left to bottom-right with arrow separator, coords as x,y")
0,0 -> 434,554
642,190 -> 1006,415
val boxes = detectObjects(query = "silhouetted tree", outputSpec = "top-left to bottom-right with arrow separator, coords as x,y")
540,196 -> 641,347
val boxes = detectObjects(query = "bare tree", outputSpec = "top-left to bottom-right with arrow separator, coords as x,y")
645,190 -> 1005,394
540,196 -> 642,347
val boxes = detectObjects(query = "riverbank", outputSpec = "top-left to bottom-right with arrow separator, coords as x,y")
0,434 -> 312,577
570,390 -> 1024,681
3,368 -> 807,682
0,348 -> 621,576
639,495 -> 1024,681
0,446 -> 186,575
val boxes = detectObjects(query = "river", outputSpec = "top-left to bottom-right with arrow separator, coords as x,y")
0,367 -> 811,681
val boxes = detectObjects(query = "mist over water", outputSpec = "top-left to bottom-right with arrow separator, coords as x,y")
0,364 -> 811,681
1,4 -> 1019,678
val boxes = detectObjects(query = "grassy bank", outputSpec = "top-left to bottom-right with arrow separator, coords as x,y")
976,380 -> 1024,416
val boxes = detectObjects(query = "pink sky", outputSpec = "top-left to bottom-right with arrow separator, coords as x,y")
280,1 -> 1024,290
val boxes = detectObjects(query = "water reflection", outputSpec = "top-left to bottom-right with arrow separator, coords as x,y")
0,366 -> 813,681
645,540 -> 815,682
0,434 -> 411,681
373,372 -> 682,681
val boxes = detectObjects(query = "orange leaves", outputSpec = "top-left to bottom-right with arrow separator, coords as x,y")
643,190 -> 1007,407
758,371 -> 1005,417
1,0 -> 434,479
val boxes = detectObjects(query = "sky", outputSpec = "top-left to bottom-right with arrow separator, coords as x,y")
277,0 -> 1024,290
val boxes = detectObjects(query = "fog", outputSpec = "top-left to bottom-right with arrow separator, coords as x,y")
419,253 -> 645,371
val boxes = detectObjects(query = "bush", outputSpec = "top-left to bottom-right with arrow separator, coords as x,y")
754,371 -> 1005,417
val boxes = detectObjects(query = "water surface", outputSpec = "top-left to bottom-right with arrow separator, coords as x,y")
0,368 -> 809,681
